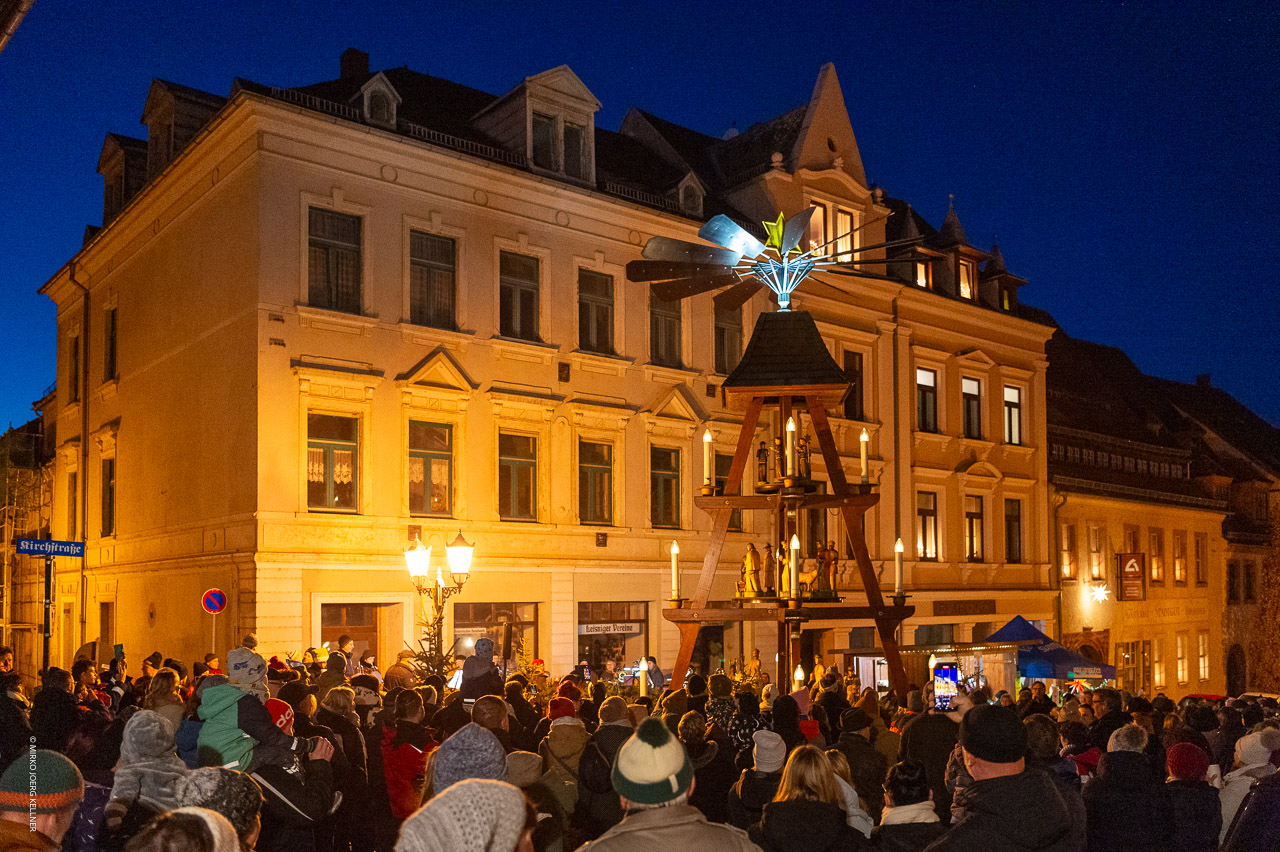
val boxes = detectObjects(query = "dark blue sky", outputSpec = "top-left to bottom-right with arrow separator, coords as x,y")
2,1 -> 1278,429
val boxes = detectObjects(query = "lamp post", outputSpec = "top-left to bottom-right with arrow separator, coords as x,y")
405,531 -> 473,675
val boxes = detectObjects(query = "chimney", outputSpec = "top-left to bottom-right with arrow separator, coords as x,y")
1196,374 -> 1211,388
341,48 -> 369,80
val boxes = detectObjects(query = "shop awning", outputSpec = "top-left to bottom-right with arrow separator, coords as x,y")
986,616 -> 1116,680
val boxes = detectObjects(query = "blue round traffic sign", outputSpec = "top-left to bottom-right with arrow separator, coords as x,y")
202,588 -> 227,615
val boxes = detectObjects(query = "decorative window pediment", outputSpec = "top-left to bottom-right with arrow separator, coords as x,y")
643,385 -> 704,439
957,459 -> 1002,489
396,349 -> 475,413
956,349 -> 997,369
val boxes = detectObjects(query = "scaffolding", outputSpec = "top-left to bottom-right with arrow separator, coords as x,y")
1,417 -> 51,684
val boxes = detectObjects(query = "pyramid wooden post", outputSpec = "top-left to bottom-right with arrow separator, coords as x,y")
665,311 -> 911,695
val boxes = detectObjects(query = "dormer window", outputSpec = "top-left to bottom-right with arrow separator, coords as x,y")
680,185 -> 703,217
564,122 -> 586,179
368,91 -> 392,125
532,112 -> 556,170
358,73 -> 401,130
530,112 -> 591,180
958,260 -> 976,299
915,261 -> 931,289
806,200 -> 859,258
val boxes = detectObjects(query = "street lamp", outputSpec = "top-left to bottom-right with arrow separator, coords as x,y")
405,533 -> 472,674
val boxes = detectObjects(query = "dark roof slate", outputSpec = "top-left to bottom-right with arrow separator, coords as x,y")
723,311 -> 848,390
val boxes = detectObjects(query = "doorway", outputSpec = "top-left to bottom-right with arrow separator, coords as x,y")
319,602 -> 405,673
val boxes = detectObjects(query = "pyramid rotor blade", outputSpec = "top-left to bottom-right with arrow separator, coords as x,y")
780,206 -> 817,255
642,236 -> 742,266
712,275 -> 764,311
651,272 -> 739,302
698,215 -> 766,259
844,236 -> 924,255
626,260 -> 734,283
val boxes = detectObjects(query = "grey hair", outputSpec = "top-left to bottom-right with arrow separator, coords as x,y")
1108,723 -> 1149,753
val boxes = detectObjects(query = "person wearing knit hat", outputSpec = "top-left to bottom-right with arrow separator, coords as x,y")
928,704 -> 1074,852
1219,731 -> 1279,843
832,706 -> 886,824
396,778 -> 530,852
126,806 -> 240,852
659,687 -> 688,735
433,722 -> 509,794
598,696 -> 630,727
0,749 -> 84,849
177,767 -> 265,848
705,674 -> 737,736
1164,741 -> 1222,852
586,717 -> 756,850
227,635 -> 269,702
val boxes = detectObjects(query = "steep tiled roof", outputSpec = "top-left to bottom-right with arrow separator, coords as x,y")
723,311 -> 848,390
929,198 -> 969,248
1148,377 -> 1280,476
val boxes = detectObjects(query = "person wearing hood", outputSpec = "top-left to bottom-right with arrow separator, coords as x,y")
659,688 -> 689,735
383,689 -> 436,821
1164,742 -> 1220,852
748,744 -> 866,851
927,704 -> 1077,852
728,729 -> 786,830
728,689 -> 768,769
576,696 -> 633,839
770,694 -> 808,756
196,673 -> 308,773
678,711 -> 735,824
873,759 -> 947,852
104,709 -> 189,828
226,635 -> 270,703
1218,730 -> 1278,844
432,722 -> 509,798
812,672 -> 853,745
705,675 -> 737,736
1082,724 -> 1172,852
539,697 -> 591,819
460,637 -> 505,702
830,706 -> 887,825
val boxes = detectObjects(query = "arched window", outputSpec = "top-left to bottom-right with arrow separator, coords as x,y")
368,90 -> 392,125
680,184 -> 702,216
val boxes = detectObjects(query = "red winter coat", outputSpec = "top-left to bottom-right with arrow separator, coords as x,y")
381,720 -> 436,820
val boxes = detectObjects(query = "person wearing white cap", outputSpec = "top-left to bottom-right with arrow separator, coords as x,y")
727,729 -> 786,830
576,717 -> 760,850
1219,731 -> 1278,843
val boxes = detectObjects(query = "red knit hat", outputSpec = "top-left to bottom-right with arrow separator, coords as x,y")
266,697 -> 295,735
549,697 -> 576,720
1167,742 -> 1209,781
557,682 -> 582,702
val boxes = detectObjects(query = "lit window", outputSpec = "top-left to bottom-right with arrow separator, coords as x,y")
578,440 -> 612,525
1198,632 -> 1210,681
498,433 -> 537,521
308,208 -> 362,314
307,413 -> 358,512
1153,639 -> 1165,688
915,261 -> 931,289
916,368 -> 937,433
965,495 -> 984,562
1149,529 -> 1165,584
409,231 -> 456,330
1060,523 -> 1077,579
916,491 -> 938,560
650,446 -> 680,528
958,261 -> 975,299
962,377 -> 982,439
1176,635 -> 1188,684
499,251 -> 540,341
1088,525 -> 1105,580
578,269 -> 614,354
408,421 -> 451,516
1003,386 -> 1022,445
835,208 -> 855,261
808,202 -> 826,251
1173,531 -> 1187,584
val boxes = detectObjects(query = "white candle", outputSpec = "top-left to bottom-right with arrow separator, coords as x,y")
702,428 -> 713,486
639,657 -> 649,697
670,541 -> 680,598
793,664 -> 805,690
860,429 -> 869,484
785,417 -> 797,477
789,534 -> 801,600
894,537 -> 905,597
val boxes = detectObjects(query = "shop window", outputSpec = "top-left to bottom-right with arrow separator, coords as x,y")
715,453 -> 742,531
408,421 -> 451,516
499,251 -> 540,341
578,440 -> 613,525
498,432 -> 537,521
650,446 -> 680,528
308,208 -> 362,314
964,495 -> 984,562
1004,499 -> 1022,564
409,231 -> 456,330
454,602 -> 538,665
577,270 -> 614,354
577,601 -> 648,678
916,491 -> 938,560
307,413 -> 358,512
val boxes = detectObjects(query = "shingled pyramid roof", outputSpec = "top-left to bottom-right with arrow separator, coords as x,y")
722,311 -> 848,409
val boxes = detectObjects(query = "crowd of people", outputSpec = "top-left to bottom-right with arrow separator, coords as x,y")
2,638 -> 1279,852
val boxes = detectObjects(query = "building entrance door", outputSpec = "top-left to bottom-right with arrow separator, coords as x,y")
319,602 -> 404,674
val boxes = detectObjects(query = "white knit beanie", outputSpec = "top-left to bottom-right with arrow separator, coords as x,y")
611,717 -> 693,805
171,806 -> 240,852
395,779 -> 527,852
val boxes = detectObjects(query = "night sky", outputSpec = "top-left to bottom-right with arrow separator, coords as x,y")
2,1 -> 1278,429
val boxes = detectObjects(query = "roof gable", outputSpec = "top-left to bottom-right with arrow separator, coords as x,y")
395,348 -> 475,393
647,384 -> 706,422
524,65 -> 601,112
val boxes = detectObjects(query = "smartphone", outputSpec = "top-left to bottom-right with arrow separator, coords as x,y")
933,664 -> 960,711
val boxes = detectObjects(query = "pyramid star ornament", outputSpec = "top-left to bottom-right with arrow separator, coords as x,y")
1091,583 -> 1111,603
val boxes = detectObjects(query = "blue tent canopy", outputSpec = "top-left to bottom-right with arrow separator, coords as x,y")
986,616 -> 1116,680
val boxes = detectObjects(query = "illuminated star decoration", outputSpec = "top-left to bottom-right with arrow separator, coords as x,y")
1090,584 -> 1111,603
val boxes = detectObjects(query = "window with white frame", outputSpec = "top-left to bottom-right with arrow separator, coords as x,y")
1198,631 -> 1210,681
1003,386 -> 1022,445
1088,525 -> 1105,580
577,269 -> 614,354
1176,634 -> 1188,684
1060,523 -> 1077,579
1173,530 -> 1187,584
714,303 -> 742,374
1194,533 -> 1207,585
650,298 -> 682,368
531,112 -> 589,180
409,231 -> 456,330
917,491 -> 938,560
958,260 -> 976,300
1153,639 -> 1165,688
965,495 -> 984,562
408,421 -> 451,516
307,413 -> 358,512
962,377 -> 982,439
916,368 -> 938,433
308,208 -> 362,314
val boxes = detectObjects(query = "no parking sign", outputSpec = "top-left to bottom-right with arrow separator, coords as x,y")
202,588 -> 227,614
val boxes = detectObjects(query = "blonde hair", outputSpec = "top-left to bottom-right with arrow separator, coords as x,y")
824,748 -> 853,786
143,668 -> 180,709
775,745 -> 842,808
322,685 -> 355,716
